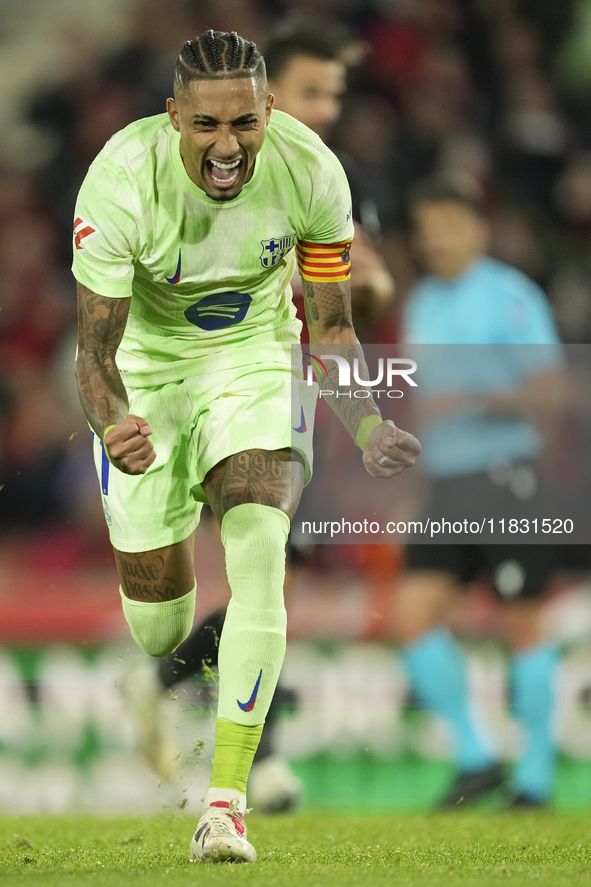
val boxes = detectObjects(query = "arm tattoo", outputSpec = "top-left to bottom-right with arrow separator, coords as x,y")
319,346 -> 381,441
302,279 -> 353,333
303,279 -> 380,441
75,282 -> 130,436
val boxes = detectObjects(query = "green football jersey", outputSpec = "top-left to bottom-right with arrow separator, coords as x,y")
72,110 -> 354,386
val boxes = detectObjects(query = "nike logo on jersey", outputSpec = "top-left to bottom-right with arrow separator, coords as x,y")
237,669 -> 262,712
293,407 -> 307,433
165,249 -> 182,284
74,216 -> 100,252
184,292 -> 252,331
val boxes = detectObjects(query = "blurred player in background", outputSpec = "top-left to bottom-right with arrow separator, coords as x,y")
264,21 -> 394,329
393,175 -> 563,809
129,20 -> 396,815
73,30 -> 419,863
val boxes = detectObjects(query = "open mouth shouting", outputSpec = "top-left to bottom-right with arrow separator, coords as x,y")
204,155 -> 245,194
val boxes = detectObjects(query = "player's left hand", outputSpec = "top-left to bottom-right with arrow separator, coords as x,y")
363,419 -> 421,478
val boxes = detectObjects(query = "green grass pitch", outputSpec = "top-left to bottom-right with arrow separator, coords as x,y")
0,812 -> 590,887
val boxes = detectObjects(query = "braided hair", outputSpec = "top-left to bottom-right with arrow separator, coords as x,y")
174,29 -> 266,95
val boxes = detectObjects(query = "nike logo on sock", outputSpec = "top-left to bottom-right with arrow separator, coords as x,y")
237,669 -> 262,712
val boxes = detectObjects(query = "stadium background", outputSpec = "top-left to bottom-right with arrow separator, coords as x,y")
1,0 -> 591,814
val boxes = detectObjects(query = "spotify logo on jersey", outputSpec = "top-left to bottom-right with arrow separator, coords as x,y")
184,292 -> 252,331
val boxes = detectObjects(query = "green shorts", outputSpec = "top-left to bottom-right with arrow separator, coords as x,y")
92,362 -> 317,552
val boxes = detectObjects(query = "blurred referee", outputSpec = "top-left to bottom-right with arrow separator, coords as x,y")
393,175 -> 564,809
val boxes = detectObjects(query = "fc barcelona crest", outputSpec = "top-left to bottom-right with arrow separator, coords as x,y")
259,233 -> 297,268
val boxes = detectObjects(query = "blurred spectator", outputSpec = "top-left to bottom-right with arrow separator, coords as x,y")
0,181 -> 79,532
489,203 -> 550,285
497,68 -> 570,209
333,93 -> 403,229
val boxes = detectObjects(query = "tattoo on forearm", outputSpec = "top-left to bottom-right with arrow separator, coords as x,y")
75,283 -> 130,435
321,347 -> 381,440
302,280 -> 353,333
301,279 -> 380,438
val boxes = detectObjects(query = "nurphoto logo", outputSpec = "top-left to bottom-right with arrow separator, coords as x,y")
303,353 -> 418,399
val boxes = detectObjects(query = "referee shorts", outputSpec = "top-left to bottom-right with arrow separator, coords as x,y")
405,543 -> 556,600
405,465 -> 556,599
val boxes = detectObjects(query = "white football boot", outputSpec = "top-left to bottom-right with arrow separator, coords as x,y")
190,799 -> 256,863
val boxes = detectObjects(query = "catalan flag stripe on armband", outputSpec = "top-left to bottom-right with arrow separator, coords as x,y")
296,240 -> 353,283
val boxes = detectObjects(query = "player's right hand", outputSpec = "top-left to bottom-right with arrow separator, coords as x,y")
103,415 -> 156,475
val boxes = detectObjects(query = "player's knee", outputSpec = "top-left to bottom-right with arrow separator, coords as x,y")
221,503 -> 290,607
134,625 -> 190,658
222,503 -> 289,555
120,585 -> 196,657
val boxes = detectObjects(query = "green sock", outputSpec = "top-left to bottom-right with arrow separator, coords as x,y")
120,584 -> 196,657
210,718 -> 264,793
217,503 -> 290,727
208,503 -> 289,794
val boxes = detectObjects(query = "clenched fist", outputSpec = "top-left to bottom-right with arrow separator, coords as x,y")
103,415 -> 156,475
362,419 -> 421,478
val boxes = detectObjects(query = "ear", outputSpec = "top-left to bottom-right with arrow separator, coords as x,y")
265,92 -> 275,125
167,97 -> 180,132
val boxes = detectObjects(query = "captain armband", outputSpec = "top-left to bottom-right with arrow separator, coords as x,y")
296,240 -> 352,283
